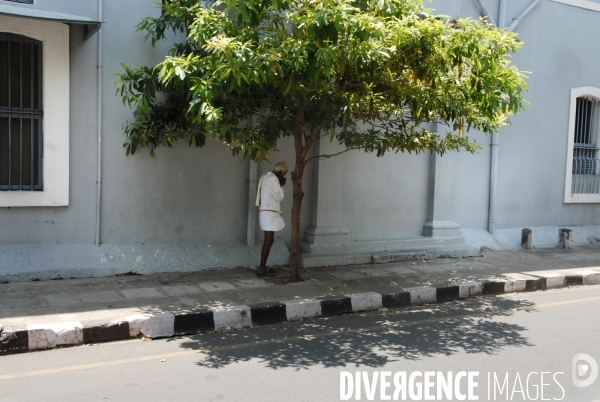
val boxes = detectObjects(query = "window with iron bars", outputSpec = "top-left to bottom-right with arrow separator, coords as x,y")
571,96 -> 600,194
0,32 -> 43,191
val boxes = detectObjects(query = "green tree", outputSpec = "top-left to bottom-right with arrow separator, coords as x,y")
117,0 -> 527,281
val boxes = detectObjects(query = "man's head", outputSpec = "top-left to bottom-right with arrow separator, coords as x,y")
273,162 -> 288,179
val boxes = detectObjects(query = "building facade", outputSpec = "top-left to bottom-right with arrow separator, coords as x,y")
1,0 -> 600,281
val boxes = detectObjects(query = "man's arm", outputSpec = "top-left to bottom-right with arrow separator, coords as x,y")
268,176 -> 285,202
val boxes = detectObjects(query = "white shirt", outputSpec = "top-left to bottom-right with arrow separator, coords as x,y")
256,172 -> 284,213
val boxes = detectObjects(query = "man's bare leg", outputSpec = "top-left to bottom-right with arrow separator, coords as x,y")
258,231 -> 275,275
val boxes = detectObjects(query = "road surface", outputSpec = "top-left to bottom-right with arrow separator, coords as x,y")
1,285 -> 599,401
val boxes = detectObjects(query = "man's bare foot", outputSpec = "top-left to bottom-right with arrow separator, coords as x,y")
256,268 -> 277,277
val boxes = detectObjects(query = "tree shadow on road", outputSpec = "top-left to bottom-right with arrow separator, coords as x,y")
175,296 -> 537,370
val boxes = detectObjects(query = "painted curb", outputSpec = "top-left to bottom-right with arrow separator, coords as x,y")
1,270 -> 598,356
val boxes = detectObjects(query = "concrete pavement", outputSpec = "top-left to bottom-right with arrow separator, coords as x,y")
2,243 -> 600,355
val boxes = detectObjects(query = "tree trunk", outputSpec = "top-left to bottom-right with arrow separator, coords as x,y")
288,97 -> 307,282
289,158 -> 304,282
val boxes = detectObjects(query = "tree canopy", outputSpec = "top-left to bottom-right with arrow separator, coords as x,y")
118,0 -> 526,160
117,0 -> 528,281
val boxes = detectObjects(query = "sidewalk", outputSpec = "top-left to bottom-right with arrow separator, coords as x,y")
2,243 -> 600,355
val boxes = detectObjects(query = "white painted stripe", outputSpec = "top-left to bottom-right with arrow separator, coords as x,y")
125,312 -> 175,338
458,281 -> 483,298
283,298 -> 322,321
346,292 -> 383,312
504,278 -> 527,293
27,322 -> 83,351
576,271 -> 600,285
536,273 -> 566,289
210,305 -> 252,330
405,286 -> 437,305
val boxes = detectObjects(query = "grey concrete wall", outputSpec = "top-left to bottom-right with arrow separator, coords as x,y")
99,0 -> 314,247
434,0 -> 600,231
0,0 -> 313,252
0,22 -> 98,244
453,131 -> 492,230
492,0 -> 600,229
4,0 -> 600,278
341,150 -> 430,241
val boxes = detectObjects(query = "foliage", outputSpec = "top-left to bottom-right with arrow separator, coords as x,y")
117,0 -> 528,160
117,0 -> 528,281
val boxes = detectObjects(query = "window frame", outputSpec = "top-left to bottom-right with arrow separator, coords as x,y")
0,32 -> 44,191
0,15 -> 69,207
564,87 -> 600,203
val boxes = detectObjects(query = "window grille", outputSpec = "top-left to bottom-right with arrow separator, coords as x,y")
0,33 -> 43,191
572,96 -> 600,194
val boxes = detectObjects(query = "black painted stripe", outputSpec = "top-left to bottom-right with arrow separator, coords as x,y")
249,302 -> 287,325
380,291 -> 411,308
0,326 -> 29,356
565,274 -> 583,286
320,296 -> 353,316
83,321 -> 130,343
174,310 -> 215,334
525,278 -> 542,291
436,285 -> 460,302
482,281 -> 506,295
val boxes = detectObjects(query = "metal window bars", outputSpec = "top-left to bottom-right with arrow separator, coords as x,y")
572,96 -> 600,194
0,32 -> 43,191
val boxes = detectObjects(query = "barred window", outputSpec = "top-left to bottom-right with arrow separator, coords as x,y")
0,32 -> 43,191
571,96 -> 600,193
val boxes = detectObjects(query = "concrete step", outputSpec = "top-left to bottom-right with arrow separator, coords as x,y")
302,244 -> 482,268
302,235 -> 467,254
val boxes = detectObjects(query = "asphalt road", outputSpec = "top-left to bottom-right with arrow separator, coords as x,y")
1,285 -> 600,402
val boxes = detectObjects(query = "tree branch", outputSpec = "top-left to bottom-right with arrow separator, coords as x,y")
299,123 -> 322,162
304,147 -> 360,165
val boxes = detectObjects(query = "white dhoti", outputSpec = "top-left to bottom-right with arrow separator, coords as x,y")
256,172 -> 285,232
259,210 -> 285,232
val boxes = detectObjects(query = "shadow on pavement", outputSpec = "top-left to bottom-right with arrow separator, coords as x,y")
175,296 -> 537,370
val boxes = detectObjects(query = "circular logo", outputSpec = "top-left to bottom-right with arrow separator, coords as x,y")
572,353 -> 599,388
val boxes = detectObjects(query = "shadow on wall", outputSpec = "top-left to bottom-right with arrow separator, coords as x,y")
174,297 -> 535,370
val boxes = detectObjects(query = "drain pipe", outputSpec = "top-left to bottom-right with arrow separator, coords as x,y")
498,0 -> 507,28
473,0 -> 496,27
94,0 -> 103,247
487,0 -> 540,235
488,133 -> 499,234
246,114 -> 257,247
507,0 -> 541,32
488,0 -> 506,235
247,160 -> 258,247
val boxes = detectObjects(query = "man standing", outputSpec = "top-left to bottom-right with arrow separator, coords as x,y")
255,162 -> 288,277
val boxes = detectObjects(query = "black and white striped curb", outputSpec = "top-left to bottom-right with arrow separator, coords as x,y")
2,270 -> 599,356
